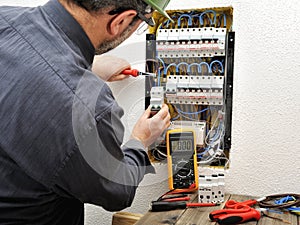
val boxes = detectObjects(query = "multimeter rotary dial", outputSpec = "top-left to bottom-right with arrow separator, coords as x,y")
174,160 -> 192,178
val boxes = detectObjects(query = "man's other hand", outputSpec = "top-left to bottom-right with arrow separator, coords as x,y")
131,104 -> 171,148
92,55 -> 131,82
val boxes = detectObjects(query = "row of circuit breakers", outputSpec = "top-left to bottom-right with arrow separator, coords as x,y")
146,8 -> 234,166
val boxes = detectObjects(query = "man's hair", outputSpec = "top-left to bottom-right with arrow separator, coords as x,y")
70,0 -> 148,14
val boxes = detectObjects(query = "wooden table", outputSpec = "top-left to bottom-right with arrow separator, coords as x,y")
135,194 -> 299,225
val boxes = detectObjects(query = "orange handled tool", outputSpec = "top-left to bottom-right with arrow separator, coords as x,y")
122,69 -> 156,77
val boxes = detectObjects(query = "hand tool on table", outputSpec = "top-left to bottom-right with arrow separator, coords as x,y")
209,204 -> 261,225
151,201 -> 218,212
122,69 -> 156,77
151,186 -> 219,212
210,198 -> 291,225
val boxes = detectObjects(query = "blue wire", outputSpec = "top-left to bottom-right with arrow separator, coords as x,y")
210,60 -> 224,73
157,57 -> 166,69
165,63 -> 177,74
157,57 -> 166,86
176,62 -> 189,73
210,123 -> 223,142
199,10 -> 216,26
275,196 -> 294,205
197,148 -> 210,158
177,107 -> 209,115
177,14 -> 193,27
288,207 -> 300,211
171,114 -> 180,121
157,69 -> 161,86
222,14 -> 227,27
199,62 -> 211,73
163,16 -> 176,28
187,63 -> 201,74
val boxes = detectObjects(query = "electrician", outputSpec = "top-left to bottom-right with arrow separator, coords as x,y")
0,0 -> 171,224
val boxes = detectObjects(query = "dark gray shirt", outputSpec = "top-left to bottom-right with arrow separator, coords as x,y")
0,0 -> 154,224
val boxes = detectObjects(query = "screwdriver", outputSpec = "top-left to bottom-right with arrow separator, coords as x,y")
151,201 -> 218,212
122,69 -> 156,77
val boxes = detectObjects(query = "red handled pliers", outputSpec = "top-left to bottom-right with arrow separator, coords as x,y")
209,199 -> 261,225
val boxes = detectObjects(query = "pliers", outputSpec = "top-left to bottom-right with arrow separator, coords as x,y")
122,69 -> 156,77
209,199 -> 261,225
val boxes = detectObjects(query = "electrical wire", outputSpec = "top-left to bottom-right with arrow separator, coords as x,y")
258,194 -> 300,209
187,63 -> 200,74
177,14 -> 193,28
199,10 -> 216,26
176,107 -> 209,115
165,63 -> 177,75
176,62 -> 189,74
210,60 -> 224,74
199,62 -> 211,74
156,57 -> 166,86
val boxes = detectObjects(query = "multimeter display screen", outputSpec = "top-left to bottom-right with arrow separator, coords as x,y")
171,140 -> 193,151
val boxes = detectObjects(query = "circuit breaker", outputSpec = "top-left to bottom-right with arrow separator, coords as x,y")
145,7 -> 234,167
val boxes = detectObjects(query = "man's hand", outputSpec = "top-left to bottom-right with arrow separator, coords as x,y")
92,55 -> 131,82
131,104 -> 171,148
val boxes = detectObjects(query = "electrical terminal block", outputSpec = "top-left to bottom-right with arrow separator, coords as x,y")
166,75 -> 224,105
198,176 -> 213,203
217,173 -> 225,203
157,29 -> 169,41
168,29 -> 180,41
211,174 -> 219,203
150,86 -> 164,116
169,121 -> 206,146
156,28 -> 226,58
198,174 -> 225,204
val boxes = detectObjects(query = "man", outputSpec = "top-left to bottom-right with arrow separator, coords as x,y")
0,0 -> 171,224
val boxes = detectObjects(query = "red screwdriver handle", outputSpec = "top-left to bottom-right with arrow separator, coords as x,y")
122,69 -> 139,77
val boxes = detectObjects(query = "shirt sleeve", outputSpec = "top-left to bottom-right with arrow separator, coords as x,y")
50,94 -> 155,211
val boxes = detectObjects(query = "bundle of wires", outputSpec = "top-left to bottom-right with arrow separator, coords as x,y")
258,194 -> 300,215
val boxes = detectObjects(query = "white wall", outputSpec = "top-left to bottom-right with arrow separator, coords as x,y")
2,0 -> 300,224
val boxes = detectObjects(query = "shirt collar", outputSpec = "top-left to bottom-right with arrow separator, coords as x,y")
42,0 -> 95,65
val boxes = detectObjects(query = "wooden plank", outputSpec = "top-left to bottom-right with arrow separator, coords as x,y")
174,194 -> 231,225
258,210 -> 299,225
112,212 -> 143,225
134,193 -> 299,225
134,208 -> 186,225
134,193 -> 198,225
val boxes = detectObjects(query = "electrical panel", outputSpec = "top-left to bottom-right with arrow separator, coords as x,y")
145,7 -> 234,167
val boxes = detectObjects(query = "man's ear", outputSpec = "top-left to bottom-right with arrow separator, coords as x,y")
107,10 -> 138,36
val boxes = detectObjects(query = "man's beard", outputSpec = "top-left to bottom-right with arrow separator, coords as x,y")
95,26 -> 133,55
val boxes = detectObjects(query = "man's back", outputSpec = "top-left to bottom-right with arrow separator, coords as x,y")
0,0 -> 169,223
0,2 -> 93,224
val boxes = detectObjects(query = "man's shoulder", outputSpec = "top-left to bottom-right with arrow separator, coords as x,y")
0,5 -> 31,22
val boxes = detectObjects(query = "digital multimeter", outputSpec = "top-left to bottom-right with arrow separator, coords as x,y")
166,129 -> 198,191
